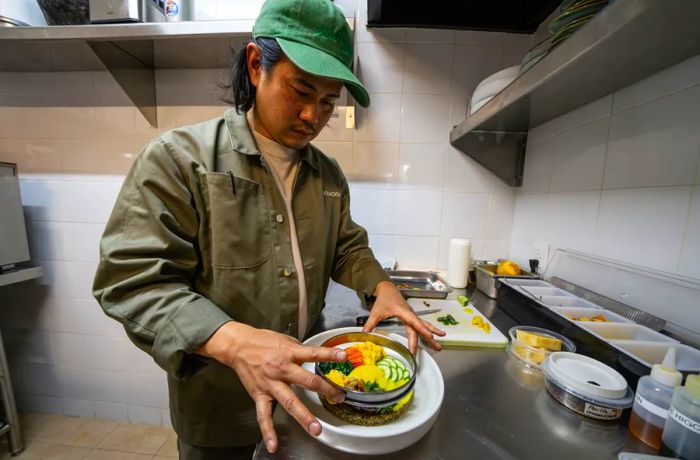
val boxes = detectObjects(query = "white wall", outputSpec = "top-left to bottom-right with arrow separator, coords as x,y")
0,2 -> 529,423
511,53 -> 700,283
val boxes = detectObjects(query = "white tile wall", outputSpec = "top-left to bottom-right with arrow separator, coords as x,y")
0,0 -> 533,423
512,53 -> 700,329
604,85 -> 700,189
595,187 -> 691,273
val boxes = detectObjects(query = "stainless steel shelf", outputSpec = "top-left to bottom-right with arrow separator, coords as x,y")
449,0 -> 700,186
0,19 -> 255,41
0,265 -> 43,288
0,18 -> 353,127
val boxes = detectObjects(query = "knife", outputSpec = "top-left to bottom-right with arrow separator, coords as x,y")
355,309 -> 442,327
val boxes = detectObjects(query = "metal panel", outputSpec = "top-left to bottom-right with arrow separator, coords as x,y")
451,130 -> 527,187
0,162 -> 30,268
88,40 -> 157,127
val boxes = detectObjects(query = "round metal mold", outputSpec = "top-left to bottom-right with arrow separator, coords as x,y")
315,331 -> 417,406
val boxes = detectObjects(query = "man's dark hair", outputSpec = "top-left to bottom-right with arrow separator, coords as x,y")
222,37 -> 284,113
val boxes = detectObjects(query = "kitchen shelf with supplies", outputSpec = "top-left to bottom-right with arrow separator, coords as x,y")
449,0 -> 700,187
0,18 -> 354,128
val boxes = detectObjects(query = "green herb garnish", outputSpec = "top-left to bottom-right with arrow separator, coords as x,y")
318,361 -> 354,375
437,314 -> 459,326
365,381 -> 382,392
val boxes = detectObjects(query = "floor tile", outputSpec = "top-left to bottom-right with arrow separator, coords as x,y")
97,422 -> 171,455
155,432 -> 178,458
36,416 -> 119,448
83,449 -> 153,460
12,441 -> 91,459
18,412 -> 66,440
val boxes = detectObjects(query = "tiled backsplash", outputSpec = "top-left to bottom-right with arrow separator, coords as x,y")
0,1 -> 529,424
511,53 -> 700,282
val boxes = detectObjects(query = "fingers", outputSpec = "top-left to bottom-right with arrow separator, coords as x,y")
406,326 -> 418,355
283,365 -> 345,403
292,345 -> 347,364
424,320 -> 447,337
255,396 -> 277,453
401,313 -> 443,352
361,311 -> 388,333
271,382 -> 322,437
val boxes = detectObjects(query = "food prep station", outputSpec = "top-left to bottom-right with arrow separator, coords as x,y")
253,250 -> 700,459
253,287 -> 657,459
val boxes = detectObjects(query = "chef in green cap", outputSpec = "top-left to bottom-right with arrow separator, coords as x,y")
93,0 -> 444,458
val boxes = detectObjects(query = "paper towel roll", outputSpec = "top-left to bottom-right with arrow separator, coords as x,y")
447,238 -> 471,288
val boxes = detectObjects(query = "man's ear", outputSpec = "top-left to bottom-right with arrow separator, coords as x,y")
246,42 -> 262,88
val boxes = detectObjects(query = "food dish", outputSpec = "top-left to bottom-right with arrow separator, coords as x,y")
297,327 -> 444,455
507,326 -> 576,371
315,334 -> 416,426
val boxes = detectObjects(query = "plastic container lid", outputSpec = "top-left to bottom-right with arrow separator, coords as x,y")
650,348 -> 683,388
542,352 -> 633,407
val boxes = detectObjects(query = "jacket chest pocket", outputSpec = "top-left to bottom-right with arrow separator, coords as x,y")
201,172 -> 271,269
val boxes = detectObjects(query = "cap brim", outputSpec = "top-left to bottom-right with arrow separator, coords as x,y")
276,38 -> 370,108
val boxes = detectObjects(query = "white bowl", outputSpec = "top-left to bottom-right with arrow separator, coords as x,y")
470,65 -> 520,109
296,327 -> 444,455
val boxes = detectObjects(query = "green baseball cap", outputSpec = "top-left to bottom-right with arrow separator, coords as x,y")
253,0 -> 370,107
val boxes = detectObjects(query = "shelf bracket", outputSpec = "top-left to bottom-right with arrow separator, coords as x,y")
450,130 -> 527,187
88,40 -> 158,128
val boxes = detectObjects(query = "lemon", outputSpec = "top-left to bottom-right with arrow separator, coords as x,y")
496,260 -> 521,276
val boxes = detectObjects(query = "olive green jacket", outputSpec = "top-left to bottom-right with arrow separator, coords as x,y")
93,108 -> 388,446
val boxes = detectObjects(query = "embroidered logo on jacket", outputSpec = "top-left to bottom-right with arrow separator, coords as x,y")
323,190 -> 342,198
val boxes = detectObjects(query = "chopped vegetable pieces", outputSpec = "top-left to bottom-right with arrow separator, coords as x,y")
565,313 -> 609,322
437,314 -> 459,326
345,346 -> 364,368
471,316 -> 491,333
318,360 -> 354,376
457,295 -> 469,306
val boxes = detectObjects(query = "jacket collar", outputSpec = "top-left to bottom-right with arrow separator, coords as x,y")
223,107 -> 319,171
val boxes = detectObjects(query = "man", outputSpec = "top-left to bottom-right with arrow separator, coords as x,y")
93,0 -> 444,458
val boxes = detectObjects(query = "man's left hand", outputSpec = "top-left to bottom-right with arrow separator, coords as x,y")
362,280 -> 446,354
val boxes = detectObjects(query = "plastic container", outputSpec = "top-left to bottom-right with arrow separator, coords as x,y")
507,326 -> 576,371
503,279 -> 550,288
447,239 -> 471,289
541,352 -> 634,421
553,307 -> 634,324
611,342 -> 700,373
521,286 -> 574,298
629,349 -> 683,449
581,323 -> 679,344
660,374 -> 700,459
536,295 -> 602,309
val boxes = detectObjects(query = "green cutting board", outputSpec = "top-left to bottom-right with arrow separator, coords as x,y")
409,298 -> 508,348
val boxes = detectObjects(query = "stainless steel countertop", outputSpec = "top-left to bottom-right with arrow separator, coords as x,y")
253,282 -> 655,460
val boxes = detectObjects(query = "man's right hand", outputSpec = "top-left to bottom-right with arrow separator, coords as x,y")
195,322 -> 347,453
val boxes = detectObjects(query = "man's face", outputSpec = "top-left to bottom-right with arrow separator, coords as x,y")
247,43 -> 343,150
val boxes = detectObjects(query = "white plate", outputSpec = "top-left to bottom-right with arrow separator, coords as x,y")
297,327 -> 444,455
471,65 -> 520,105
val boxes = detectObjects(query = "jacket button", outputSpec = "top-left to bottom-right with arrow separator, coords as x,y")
283,267 -> 292,277
276,214 -> 284,223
